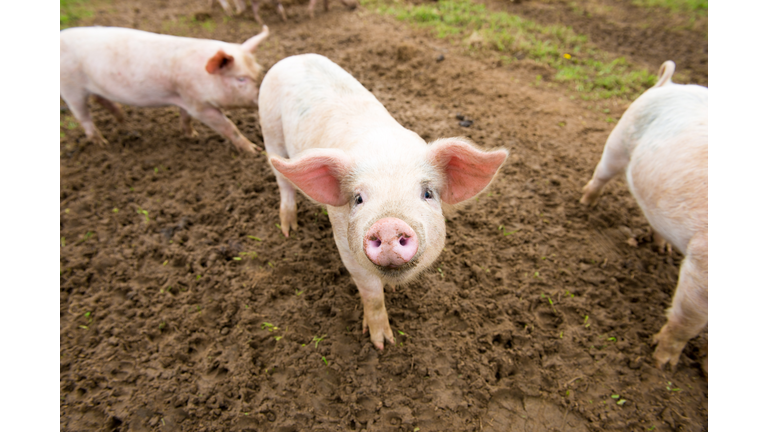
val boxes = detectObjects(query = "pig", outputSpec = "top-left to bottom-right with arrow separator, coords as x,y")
211,0 -> 287,24
259,54 -> 508,349
307,0 -> 359,19
580,61 -> 708,372
60,25 -> 269,153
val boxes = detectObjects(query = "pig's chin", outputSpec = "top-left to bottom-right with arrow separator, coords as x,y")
371,256 -> 423,285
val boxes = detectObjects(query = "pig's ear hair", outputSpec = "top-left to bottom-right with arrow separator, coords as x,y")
428,137 -> 508,205
270,149 -> 354,207
653,60 -> 676,88
242,25 -> 269,52
206,50 -> 235,74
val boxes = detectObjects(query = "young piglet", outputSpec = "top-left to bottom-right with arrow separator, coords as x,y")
60,26 -> 269,153
212,0 -> 288,24
260,54 -> 507,349
580,61 -> 708,372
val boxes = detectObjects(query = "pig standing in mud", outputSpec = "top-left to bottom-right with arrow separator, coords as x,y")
580,61 -> 708,372
212,0 -> 357,23
60,25 -> 269,153
259,54 -> 507,349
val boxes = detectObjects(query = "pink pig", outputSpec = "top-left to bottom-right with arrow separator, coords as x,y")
259,54 -> 507,349
60,25 -> 269,153
581,61 -> 708,372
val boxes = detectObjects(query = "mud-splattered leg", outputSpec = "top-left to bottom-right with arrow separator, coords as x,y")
179,107 -> 198,138
652,231 -> 708,370
580,132 -> 629,206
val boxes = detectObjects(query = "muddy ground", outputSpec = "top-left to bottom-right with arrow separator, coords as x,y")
60,1 -> 708,431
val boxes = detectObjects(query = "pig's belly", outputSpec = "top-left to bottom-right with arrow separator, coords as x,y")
85,78 -> 179,108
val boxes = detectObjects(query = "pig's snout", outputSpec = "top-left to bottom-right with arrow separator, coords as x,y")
364,218 -> 419,268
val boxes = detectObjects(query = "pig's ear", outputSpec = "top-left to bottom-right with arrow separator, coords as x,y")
242,25 -> 269,52
270,149 -> 354,207
428,138 -> 508,205
205,50 -> 235,74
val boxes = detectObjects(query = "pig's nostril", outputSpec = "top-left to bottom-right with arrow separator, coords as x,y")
371,239 -> 382,248
399,237 -> 408,246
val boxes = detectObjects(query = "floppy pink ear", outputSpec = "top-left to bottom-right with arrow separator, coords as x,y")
205,50 -> 234,74
270,149 -> 354,207
428,138 -> 508,204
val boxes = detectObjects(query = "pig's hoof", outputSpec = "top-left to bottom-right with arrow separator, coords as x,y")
363,314 -> 395,350
236,142 -> 259,154
651,328 -> 685,371
279,207 -> 298,237
89,133 -> 109,147
579,183 -> 599,206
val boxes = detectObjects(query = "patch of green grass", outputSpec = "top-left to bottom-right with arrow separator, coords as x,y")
364,0 -> 657,99
632,0 -> 707,14
61,0 -> 96,29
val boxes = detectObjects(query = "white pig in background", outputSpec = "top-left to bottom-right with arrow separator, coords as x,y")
580,61 -> 708,372
60,26 -> 269,153
259,54 -> 507,349
211,0 -> 288,24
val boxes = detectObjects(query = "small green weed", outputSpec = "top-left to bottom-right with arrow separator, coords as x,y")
312,335 -> 327,348
136,208 -> 149,223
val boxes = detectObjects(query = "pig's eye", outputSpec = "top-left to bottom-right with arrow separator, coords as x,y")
237,77 -> 247,82
354,195 -> 363,205
423,189 -> 433,200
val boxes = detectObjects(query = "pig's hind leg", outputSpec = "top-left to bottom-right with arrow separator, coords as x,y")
189,105 -> 261,153
61,90 -> 108,146
580,131 -> 629,206
179,108 -> 198,138
652,231 -> 708,371
93,95 -> 124,123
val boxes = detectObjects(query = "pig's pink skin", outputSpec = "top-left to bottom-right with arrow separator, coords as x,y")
60,25 -> 269,153
364,218 -> 419,268
580,61 -> 708,373
261,54 -> 507,350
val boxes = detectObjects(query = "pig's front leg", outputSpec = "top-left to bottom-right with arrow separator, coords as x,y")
189,105 -> 262,153
179,108 -> 199,138
335,234 -> 395,350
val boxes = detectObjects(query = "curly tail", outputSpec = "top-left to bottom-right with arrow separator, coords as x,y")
653,60 -> 676,88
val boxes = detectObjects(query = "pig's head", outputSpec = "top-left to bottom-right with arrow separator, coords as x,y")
271,137 -> 507,285
204,25 -> 269,108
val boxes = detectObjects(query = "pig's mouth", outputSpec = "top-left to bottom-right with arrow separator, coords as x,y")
373,257 -> 421,280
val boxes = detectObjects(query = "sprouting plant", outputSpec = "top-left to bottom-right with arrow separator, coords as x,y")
247,235 -> 262,241
261,322 -> 279,331
136,208 -> 149,223
437,266 -> 445,278
312,335 -> 327,348
583,315 -> 590,328
79,231 -> 94,243
498,225 -> 520,236
61,237 -> 66,247
295,289 -> 304,296
112,207 -> 119,213
322,356 -> 328,366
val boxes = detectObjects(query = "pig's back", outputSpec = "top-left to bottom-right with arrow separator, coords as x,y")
626,84 -> 708,253
261,54 -> 399,155
60,27 -> 223,106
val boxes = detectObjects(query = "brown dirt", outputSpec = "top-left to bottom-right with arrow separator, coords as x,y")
60,1 -> 707,431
